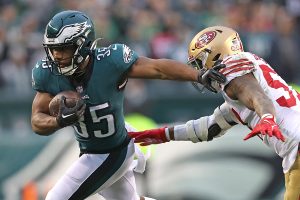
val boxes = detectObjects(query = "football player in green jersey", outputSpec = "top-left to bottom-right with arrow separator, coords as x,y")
31,10 -> 225,200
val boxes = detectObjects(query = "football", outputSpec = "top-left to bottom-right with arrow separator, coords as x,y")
49,90 -> 81,117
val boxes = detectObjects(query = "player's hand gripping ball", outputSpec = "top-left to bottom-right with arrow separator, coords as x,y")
49,90 -> 86,127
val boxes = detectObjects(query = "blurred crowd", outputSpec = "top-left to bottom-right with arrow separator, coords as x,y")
0,0 -> 300,97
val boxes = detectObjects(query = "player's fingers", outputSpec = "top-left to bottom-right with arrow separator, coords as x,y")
211,70 -> 226,83
59,96 -> 67,107
274,130 -> 285,142
128,132 -> 139,138
243,133 -> 255,141
132,137 -> 144,143
244,128 -> 262,140
266,128 -> 273,137
280,135 -> 285,142
128,132 -> 148,138
260,129 -> 267,136
76,104 -> 86,117
213,63 -> 226,70
75,99 -> 85,109
140,142 -> 151,146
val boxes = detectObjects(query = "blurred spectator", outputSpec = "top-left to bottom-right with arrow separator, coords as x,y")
0,45 -> 32,94
149,15 -> 179,58
0,25 -> 8,88
268,6 -> 300,84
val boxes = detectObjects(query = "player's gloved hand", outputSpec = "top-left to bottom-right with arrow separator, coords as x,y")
56,96 -> 86,127
198,60 -> 226,93
128,127 -> 169,146
244,114 -> 285,142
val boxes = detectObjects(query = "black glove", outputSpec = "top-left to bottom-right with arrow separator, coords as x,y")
198,60 -> 226,93
56,96 -> 86,127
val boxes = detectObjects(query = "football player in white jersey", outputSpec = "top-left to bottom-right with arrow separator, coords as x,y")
129,26 -> 300,200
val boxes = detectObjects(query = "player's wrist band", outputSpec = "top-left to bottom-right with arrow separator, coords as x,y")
165,128 -> 170,141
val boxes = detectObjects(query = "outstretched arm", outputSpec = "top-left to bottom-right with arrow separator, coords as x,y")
128,57 -> 199,81
224,73 -> 285,141
127,57 -> 226,88
128,103 -> 237,146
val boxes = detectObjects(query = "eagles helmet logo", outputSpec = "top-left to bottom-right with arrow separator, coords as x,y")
45,21 -> 91,44
195,31 -> 216,49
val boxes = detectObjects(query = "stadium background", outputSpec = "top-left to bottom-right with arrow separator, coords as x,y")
0,0 -> 300,199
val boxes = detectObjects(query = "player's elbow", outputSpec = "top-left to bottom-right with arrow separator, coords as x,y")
31,118 -> 55,136
31,124 -> 49,136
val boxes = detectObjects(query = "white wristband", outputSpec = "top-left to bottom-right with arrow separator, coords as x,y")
165,128 -> 170,141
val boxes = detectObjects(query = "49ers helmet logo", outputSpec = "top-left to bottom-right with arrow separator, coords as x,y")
195,31 -> 216,49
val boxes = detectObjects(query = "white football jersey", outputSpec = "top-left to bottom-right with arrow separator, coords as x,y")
219,52 -> 300,173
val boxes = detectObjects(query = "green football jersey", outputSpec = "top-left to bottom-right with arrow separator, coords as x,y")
32,44 -> 139,153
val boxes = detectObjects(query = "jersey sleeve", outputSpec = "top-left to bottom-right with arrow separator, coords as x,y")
32,60 -> 48,92
219,52 -> 256,90
108,43 -> 139,74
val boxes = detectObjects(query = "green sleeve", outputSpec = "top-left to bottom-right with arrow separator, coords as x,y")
31,60 -> 48,92
108,43 -> 139,74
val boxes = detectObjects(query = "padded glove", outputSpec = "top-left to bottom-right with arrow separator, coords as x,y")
198,60 -> 226,93
56,96 -> 86,127
244,114 -> 285,142
128,127 -> 169,146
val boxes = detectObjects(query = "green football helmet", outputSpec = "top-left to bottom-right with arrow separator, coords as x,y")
43,10 -> 95,76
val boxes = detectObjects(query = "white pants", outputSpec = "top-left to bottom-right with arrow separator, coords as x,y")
46,140 -> 140,200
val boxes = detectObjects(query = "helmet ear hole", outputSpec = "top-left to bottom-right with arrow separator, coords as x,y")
212,53 -> 221,61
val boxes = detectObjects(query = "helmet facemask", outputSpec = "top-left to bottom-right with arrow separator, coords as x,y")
44,42 -> 79,75
187,49 -> 211,92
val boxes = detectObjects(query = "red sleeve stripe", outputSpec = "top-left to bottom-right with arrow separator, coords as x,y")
224,66 -> 255,76
220,61 -> 253,73
224,58 -> 250,65
222,56 -> 232,63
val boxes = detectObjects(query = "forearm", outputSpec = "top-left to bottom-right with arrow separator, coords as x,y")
168,104 -> 237,142
31,113 -> 60,135
154,58 -> 198,81
129,57 -> 198,81
228,74 -> 276,118
252,95 -> 276,118
129,104 -> 237,145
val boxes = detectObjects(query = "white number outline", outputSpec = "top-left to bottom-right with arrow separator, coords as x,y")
74,102 -> 116,138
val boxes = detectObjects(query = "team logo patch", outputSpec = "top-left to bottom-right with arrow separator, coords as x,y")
123,45 -> 133,63
195,31 -> 216,49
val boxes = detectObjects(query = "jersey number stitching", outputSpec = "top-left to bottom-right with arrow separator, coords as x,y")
74,102 -> 116,138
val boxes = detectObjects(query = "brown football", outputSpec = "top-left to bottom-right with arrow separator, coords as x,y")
49,90 -> 81,117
